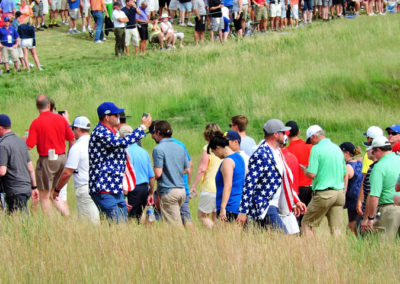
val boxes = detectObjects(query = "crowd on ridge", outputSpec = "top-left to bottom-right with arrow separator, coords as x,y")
1,94 -> 400,240
0,0 -> 399,73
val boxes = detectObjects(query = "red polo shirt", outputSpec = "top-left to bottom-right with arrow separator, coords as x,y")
26,111 -> 75,156
286,138 -> 313,187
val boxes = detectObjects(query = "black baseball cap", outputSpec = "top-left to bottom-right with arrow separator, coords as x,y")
285,121 -> 299,137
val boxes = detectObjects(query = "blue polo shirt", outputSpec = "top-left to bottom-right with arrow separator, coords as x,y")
126,143 -> 154,185
0,26 -> 19,48
68,0 -> 80,10
0,0 -> 16,13
152,138 -> 190,195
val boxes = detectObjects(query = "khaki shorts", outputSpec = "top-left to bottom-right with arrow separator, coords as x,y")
242,4 -> 249,21
159,188 -> 186,226
374,204 -> 400,240
125,28 -> 140,47
75,185 -> 100,224
255,6 -> 268,20
51,0 -> 61,10
61,0 -> 69,10
2,47 -> 19,63
35,154 -> 67,191
301,189 -> 345,229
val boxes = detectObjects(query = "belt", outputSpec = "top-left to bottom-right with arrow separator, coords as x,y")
378,203 -> 395,208
39,153 -> 66,158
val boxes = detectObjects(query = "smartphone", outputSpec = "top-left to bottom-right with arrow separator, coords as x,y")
142,113 -> 149,118
58,110 -> 65,115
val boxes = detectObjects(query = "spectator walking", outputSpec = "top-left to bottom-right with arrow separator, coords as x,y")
91,0 -> 108,43
25,94 -> 75,216
237,119 -> 306,232
190,123 -> 223,228
208,135 -> 245,222
230,115 -> 256,156
52,116 -> 100,224
120,128 -> 155,223
0,114 -> 38,214
151,120 -> 190,226
301,125 -> 346,236
0,17 -> 21,73
340,142 -> 362,236
89,102 -> 151,223
361,136 -> 400,240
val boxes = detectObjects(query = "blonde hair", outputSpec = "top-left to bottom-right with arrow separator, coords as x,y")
203,123 -> 223,142
23,16 -> 32,25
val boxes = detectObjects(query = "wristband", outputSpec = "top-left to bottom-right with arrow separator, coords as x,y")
31,186 -> 37,190
140,124 -> 147,131
54,188 -> 61,193
367,216 -> 375,220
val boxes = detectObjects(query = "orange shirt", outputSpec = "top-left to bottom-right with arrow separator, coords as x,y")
18,5 -> 33,24
291,0 -> 299,5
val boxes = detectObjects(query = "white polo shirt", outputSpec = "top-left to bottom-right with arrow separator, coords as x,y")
112,9 -> 127,28
65,135 -> 90,188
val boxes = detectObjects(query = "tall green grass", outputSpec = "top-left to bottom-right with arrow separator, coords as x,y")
0,14 -> 399,283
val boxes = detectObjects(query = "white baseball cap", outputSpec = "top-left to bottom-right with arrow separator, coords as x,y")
71,116 -> 91,130
366,135 -> 391,151
363,126 -> 383,139
306,125 -> 323,139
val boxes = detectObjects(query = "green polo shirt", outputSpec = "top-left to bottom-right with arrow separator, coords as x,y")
370,152 -> 400,205
307,138 -> 346,191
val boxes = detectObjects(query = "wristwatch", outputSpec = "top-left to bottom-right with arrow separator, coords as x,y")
367,216 -> 375,220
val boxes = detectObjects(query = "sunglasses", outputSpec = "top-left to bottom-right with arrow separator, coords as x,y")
387,131 -> 399,136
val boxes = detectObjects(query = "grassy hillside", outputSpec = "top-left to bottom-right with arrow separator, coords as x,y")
0,15 -> 399,283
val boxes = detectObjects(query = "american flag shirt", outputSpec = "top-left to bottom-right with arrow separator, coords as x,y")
238,141 -> 284,220
89,123 -> 145,195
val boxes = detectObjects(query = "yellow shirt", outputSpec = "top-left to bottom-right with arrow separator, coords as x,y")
200,145 -> 222,194
362,152 -> 373,174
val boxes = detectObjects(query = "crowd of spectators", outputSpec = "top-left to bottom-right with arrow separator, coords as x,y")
1,97 -> 400,240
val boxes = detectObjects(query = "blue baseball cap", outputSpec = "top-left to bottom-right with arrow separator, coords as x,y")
97,102 -> 124,117
3,17 -> 10,22
224,130 -> 241,143
385,124 -> 400,134
0,114 -> 11,128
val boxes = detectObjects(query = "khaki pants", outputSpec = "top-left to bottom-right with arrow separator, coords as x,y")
301,189 -> 345,230
375,204 -> 400,240
160,188 -> 186,226
76,185 -> 100,225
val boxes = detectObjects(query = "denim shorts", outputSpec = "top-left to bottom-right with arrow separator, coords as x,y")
256,206 -> 288,234
90,192 -> 127,224
303,0 -> 313,12
178,1 -> 192,12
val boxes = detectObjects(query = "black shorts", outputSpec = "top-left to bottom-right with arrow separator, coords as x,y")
233,12 -> 243,31
195,15 -> 206,32
127,183 -> 149,222
286,4 -> 291,19
347,208 -> 358,222
159,0 -> 171,7
216,210 -> 238,222
332,0 -> 342,5
137,23 -> 149,40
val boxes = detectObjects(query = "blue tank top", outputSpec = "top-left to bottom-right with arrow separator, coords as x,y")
215,152 -> 245,214
345,160 -> 363,210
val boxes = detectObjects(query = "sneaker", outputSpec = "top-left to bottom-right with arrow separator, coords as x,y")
82,27 -> 86,32
102,37 -> 107,41
38,67 -> 43,71
49,23 -> 54,28
73,29 -> 80,34
89,30 -> 94,38
69,29 -> 74,34
179,22 -> 186,26
88,25 -> 92,31
42,24 -> 48,29
54,23 -> 61,27
36,27 -> 44,31
63,21 -> 69,25
187,21 -> 194,27
94,40 -> 103,43
6,69 -> 10,74
17,69 -> 21,72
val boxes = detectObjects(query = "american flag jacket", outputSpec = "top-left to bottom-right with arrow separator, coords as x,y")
89,123 -> 145,195
238,141 -> 300,220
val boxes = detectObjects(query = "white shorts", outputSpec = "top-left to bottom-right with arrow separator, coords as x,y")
148,0 -> 159,12
281,3 -> 286,18
51,0 -> 61,10
270,3 -> 281,17
75,185 -> 100,225
59,184 -> 67,201
42,0 -> 49,14
292,4 -> 299,19
125,27 -> 140,46
21,38 -> 35,49
17,47 -> 24,58
174,31 -> 184,40
198,191 -> 216,214
169,0 -> 179,10
82,5 -> 91,17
